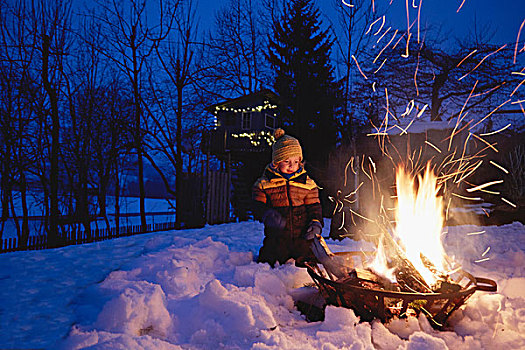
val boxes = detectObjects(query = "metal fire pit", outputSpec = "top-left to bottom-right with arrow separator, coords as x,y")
304,251 -> 497,329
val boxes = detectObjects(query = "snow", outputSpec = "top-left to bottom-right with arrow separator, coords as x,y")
0,219 -> 524,349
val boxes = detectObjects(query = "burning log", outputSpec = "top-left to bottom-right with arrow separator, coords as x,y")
378,230 -> 433,293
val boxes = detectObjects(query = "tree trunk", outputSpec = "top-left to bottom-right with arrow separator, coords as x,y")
42,34 -> 61,248
114,156 -> 120,235
19,172 -> 29,249
175,62 -> 183,229
131,32 -> 147,232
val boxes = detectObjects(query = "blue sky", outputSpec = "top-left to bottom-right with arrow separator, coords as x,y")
196,0 -> 524,44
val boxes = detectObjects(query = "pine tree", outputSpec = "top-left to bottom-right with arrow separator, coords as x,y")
267,0 -> 341,175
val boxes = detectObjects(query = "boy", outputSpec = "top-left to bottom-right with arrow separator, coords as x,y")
252,128 -> 323,267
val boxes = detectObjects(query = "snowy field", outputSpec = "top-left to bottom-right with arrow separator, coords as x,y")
0,219 -> 524,349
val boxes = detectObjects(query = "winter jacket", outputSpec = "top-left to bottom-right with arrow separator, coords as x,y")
252,164 -> 323,266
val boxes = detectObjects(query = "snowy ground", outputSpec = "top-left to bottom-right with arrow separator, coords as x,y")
0,219 -> 524,349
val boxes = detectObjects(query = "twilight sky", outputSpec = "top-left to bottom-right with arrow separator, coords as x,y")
196,0 -> 525,45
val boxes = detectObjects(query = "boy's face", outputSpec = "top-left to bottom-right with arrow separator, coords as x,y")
275,156 -> 301,174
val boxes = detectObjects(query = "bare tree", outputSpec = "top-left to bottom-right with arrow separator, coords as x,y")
142,0 -> 202,227
199,0 -> 270,99
88,0 -> 177,231
329,0 -> 383,143
365,30 -> 522,124
0,0 -> 38,245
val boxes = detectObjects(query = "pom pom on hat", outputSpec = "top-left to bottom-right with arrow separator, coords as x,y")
274,128 -> 285,140
271,128 -> 303,164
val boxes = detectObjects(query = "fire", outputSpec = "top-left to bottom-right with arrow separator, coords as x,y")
369,163 -> 450,287
393,163 -> 447,286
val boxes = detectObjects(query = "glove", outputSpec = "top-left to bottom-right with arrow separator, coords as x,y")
304,221 -> 323,240
262,209 -> 286,230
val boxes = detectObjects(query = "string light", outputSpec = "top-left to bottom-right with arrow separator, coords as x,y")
213,100 -> 278,115
231,131 -> 275,147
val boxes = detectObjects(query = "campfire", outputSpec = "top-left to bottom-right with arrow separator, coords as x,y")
304,163 -> 497,328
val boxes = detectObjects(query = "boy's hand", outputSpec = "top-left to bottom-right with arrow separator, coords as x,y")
262,209 -> 286,230
304,221 -> 322,240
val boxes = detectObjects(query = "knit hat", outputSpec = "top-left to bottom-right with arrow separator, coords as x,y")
272,128 -> 303,164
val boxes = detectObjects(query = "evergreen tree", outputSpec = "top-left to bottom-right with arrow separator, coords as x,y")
267,0 -> 341,176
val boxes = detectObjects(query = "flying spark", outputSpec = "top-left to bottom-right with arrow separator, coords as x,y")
489,160 -> 509,174
466,180 -> 504,193
515,19 -> 525,63
482,246 -> 491,256
352,55 -> 368,79
457,0 -> 467,12
501,197 -> 517,208
479,123 -> 511,136
467,230 -> 486,236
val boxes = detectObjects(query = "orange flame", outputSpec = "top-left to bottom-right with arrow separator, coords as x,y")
393,163 -> 447,285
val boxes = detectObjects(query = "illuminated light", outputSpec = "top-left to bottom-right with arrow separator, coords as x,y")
489,160 -> 509,174
454,160 -> 483,184
374,16 -> 385,35
368,156 -> 376,173
412,0 -> 418,8
345,181 -> 363,197
451,193 -> 482,201
425,140 -> 442,153
510,79 -> 525,96
405,0 -> 410,36
471,82 -> 505,98
480,123 -> 511,136
369,236 -> 396,281
456,49 -> 478,68
515,19 -> 525,63
376,27 -> 391,43
338,211 -> 345,230
373,29 -> 398,63
416,104 -> 428,118
416,0 -> 422,42
470,133 -> 498,153
393,165 -> 448,285
458,44 -> 507,81
401,32 -> 412,58
351,55 -> 368,79
511,99 -> 525,104
414,53 -> 420,95
457,0 -> 466,12
399,118 -> 416,135
475,257 -> 490,263
501,197 -> 517,208
467,230 -> 486,236
392,30 -> 407,51
372,58 -> 387,74
342,0 -> 354,7
466,180 -> 504,193
512,71 -> 525,76
401,100 -> 415,117
372,81 -> 377,92
366,16 -> 383,35
349,208 -> 374,222
449,81 -> 477,151
343,157 -> 353,187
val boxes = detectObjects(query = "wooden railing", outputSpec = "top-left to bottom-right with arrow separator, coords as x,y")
0,221 -> 178,253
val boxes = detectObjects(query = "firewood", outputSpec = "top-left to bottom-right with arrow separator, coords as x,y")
379,231 -> 432,293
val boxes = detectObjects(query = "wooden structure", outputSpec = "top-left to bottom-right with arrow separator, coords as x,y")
202,89 -> 281,223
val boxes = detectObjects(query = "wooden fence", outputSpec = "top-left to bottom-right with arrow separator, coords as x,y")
0,221 -> 178,254
206,170 -> 231,224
